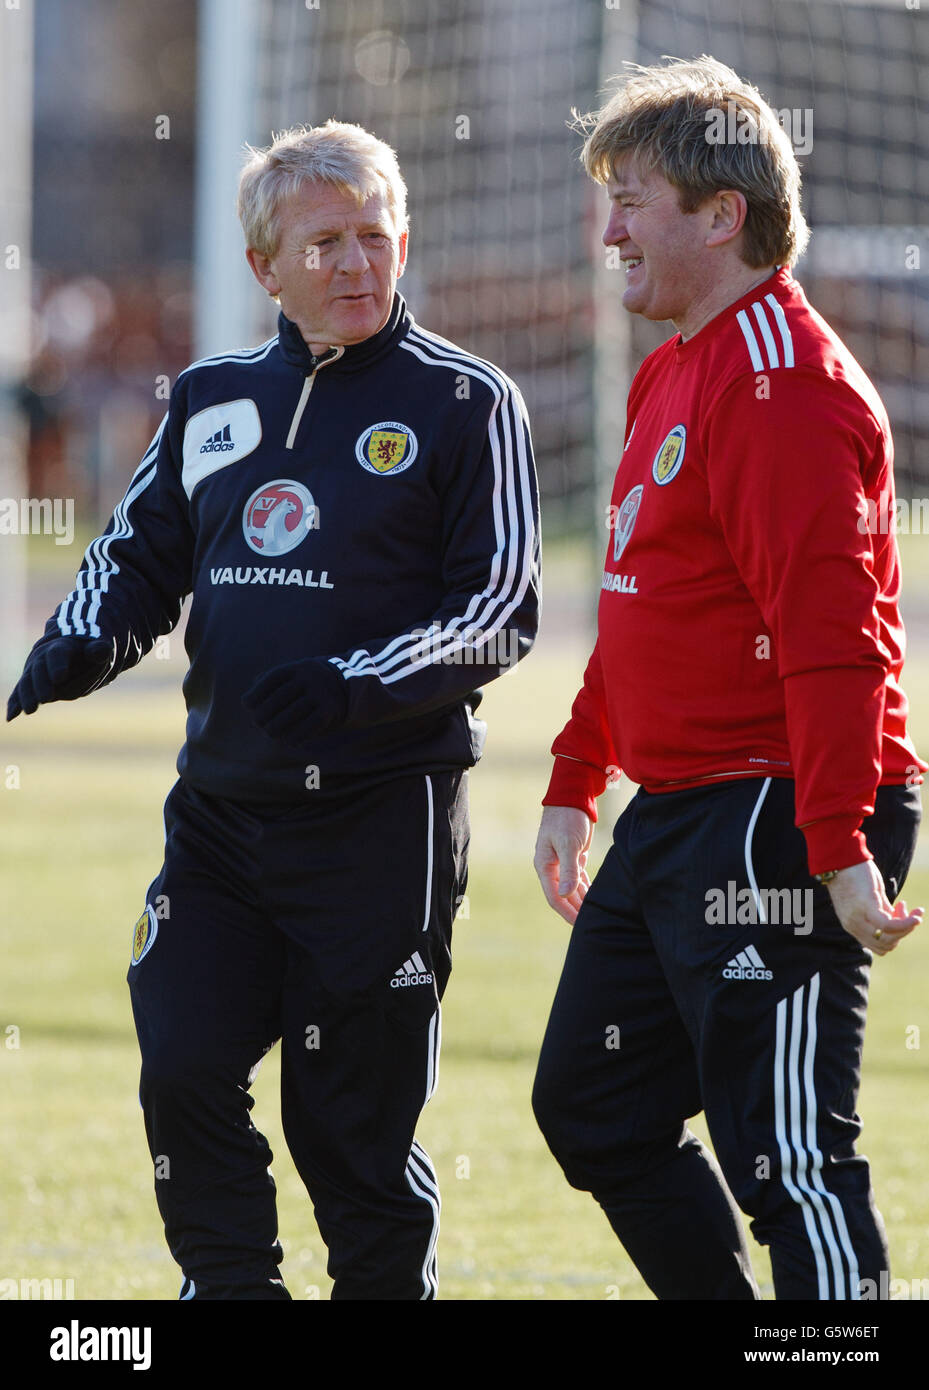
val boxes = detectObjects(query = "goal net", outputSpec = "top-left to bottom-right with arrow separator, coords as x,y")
240,0 -> 927,533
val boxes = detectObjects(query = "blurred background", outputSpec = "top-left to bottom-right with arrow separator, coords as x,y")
3,0 -> 927,551
1,0 -> 927,1303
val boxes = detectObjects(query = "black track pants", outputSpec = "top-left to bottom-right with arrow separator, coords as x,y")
128,771 -> 469,1300
532,777 -> 920,1300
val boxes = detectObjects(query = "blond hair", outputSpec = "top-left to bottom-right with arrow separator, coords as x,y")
237,120 -> 408,258
573,56 -> 809,267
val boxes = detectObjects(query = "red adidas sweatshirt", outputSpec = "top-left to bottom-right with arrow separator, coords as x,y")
544,269 -> 925,875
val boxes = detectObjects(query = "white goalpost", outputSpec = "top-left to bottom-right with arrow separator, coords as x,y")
0,0 -> 33,679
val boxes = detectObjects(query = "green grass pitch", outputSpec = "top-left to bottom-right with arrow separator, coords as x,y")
1,536 -> 927,1300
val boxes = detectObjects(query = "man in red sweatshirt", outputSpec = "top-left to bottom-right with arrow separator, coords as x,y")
531,56 -> 924,1300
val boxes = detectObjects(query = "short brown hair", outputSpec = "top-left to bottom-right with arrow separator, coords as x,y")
573,55 -> 809,268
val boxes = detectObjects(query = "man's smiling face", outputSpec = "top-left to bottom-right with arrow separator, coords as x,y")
603,159 -> 716,328
247,182 -> 408,351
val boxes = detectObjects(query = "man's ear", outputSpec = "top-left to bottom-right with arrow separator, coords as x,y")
704,190 -> 748,250
397,229 -> 409,278
246,246 -> 281,298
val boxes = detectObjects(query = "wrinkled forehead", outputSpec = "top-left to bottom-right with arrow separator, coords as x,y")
277,181 -> 398,237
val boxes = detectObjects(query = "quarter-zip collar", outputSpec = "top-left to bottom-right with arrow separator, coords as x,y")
283,361 -> 342,449
277,292 -> 410,374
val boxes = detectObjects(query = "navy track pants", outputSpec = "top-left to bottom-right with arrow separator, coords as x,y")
128,771 -> 469,1300
532,776 -> 920,1300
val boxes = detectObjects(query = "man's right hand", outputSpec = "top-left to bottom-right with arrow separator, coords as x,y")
533,805 -> 594,925
7,636 -> 114,720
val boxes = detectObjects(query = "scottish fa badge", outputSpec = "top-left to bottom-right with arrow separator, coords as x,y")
355,421 -> 418,475
652,425 -> 686,486
130,905 -> 158,966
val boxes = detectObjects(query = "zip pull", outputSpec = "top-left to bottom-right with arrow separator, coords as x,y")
284,345 -> 345,450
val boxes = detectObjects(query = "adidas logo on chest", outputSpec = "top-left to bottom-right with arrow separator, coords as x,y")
200,423 -> 234,453
182,398 -> 263,499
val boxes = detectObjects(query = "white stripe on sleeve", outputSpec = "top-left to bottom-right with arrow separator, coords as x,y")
329,328 -> 536,686
736,310 -> 765,372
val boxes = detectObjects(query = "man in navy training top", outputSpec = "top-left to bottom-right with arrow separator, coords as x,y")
8,120 -> 540,1301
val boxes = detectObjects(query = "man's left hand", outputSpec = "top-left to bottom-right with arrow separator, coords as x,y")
825,859 -> 923,956
243,658 -> 349,745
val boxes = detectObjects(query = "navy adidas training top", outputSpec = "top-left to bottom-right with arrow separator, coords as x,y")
42,293 -> 541,802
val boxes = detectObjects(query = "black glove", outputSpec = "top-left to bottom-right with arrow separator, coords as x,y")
7,636 -> 115,720
243,657 -> 350,746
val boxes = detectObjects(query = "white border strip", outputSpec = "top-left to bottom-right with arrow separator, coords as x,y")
744,777 -> 772,924
774,976 -> 860,1299
422,774 -> 435,932
405,1140 -> 441,1299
